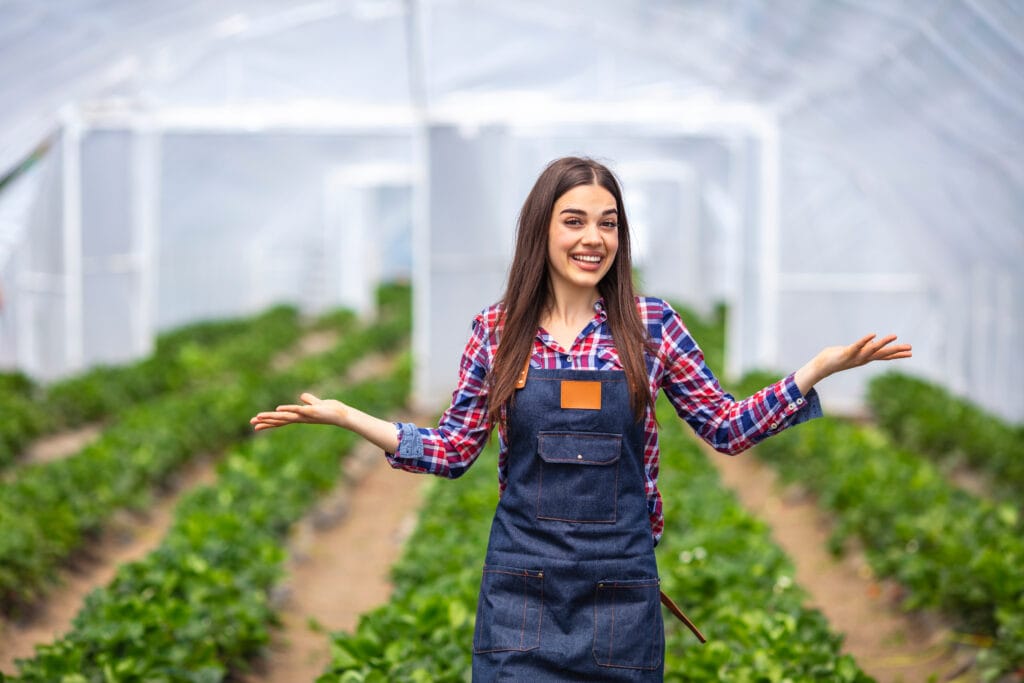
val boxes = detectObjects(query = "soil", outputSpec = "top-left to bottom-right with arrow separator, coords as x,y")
708,446 -> 981,683
241,435 -> 427,683
0,454 -> 221,673
2,326 -> 991,682
20,424 -> 104,465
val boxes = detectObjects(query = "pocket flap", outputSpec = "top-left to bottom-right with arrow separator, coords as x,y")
537,432 -> 621,465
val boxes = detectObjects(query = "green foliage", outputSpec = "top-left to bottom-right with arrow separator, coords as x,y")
0,391 -> 51,469
318,397 -> 871,682
0,306 -> 304,472
46,306 -> 303,427
751,412 -> 1024,679
6,292 -> 412,681
0,304 -> 355,612
867,372 -> 1024,500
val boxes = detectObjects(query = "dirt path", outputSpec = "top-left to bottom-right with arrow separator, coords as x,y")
0,328 -> 357,674
0,455 -> 220,673
19,423 -> 103,465
708,446 -> 979,683
243,436 -> 427,682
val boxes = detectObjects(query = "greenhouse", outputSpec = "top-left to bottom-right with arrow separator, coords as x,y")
0,1 -> 1021,682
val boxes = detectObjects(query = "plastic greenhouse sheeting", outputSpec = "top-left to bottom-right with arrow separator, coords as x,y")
0,0 -> 1021,420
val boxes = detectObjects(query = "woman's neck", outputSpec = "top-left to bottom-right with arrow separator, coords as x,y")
543,285 -> 600,328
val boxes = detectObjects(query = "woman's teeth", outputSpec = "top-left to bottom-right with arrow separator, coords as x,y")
573,255 -> 601,263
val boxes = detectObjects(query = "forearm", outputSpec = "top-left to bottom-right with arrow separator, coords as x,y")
338,405 -> 400,453
793,354 -> 829,396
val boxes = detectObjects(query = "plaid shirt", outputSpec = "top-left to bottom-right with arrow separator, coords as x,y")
388,296 -> 820,543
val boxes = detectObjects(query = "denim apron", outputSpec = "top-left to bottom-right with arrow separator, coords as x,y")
472,367 -> 664,681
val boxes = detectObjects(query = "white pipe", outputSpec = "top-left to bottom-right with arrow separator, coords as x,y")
60,109 -> 84,373
132,123 -> 161,357
757,119 -> 781,369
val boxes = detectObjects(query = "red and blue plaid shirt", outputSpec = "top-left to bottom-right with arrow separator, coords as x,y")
388,296 -> 820,543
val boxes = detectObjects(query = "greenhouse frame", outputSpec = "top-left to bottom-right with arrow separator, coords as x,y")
0,0 -> 1021,418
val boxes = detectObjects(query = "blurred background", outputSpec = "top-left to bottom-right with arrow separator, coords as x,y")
0,0 -> 1021,419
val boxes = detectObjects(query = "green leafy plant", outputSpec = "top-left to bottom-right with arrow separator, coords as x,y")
867,372 -> 1024,500
749,410 -> 1024,679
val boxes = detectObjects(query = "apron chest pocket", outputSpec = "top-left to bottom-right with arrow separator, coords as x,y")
592,578 -> 664,670
536,431 -> 621,523
473,565 -> 544,653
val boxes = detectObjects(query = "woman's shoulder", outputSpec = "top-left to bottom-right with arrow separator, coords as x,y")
633,295 -> 677,324
470,302 -> 505,336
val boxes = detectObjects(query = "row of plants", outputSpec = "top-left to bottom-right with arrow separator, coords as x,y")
5,349 -> 412,681
316,394 -> 871,682
866,372 -> 1024,500
0,307 -> 350,612
0,306 -> 303,471
676,301 -> 1023,679
739,398 -> 1023,680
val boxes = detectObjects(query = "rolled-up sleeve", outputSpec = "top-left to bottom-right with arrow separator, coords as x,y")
659,304 -> 822,455
384,315 -> 494,478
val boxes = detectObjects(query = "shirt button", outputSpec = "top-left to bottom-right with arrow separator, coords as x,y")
769,422 -> 779,430
787,403 -> 796,411
796,398 -> 805,406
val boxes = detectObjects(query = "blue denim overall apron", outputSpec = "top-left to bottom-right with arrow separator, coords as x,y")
472,368 -> 664,681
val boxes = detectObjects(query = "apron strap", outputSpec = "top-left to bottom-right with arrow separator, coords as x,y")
660,590 -> 707,643
515,356 -> 531,389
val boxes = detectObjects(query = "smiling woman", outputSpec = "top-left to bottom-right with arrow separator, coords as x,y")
546,184 -> 619,297
250,156 -> 911,682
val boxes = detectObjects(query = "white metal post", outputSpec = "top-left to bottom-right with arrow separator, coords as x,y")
60,109 -> 84,373
757,118 -> 781,370
132,122 -> 161,358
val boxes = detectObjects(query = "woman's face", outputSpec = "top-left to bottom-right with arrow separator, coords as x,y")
547,183 -> 619,298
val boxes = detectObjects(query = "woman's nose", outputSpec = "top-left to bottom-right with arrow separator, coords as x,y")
581,222 -> 602,244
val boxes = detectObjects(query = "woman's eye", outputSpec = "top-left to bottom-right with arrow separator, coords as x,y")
602,222 -> 618,230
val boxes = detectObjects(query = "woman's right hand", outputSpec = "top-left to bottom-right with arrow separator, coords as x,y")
250,392 -> 349,431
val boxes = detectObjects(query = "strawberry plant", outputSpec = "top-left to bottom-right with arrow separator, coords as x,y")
867,372 -> 1024,500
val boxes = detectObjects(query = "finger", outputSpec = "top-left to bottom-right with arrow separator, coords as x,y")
254,416 -> 298,428
877,348 -> 913,361
849,334 -> 877,352
274,404 -> 306,413
870,334 -> 901,352
872,342 -> 911,358
300,392 -> 320,404
258,410 -> 307,422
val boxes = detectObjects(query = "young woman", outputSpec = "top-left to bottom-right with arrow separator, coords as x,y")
251,156 -> 911,681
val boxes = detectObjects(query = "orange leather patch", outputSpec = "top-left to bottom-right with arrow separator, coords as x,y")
560,380 -> 602,410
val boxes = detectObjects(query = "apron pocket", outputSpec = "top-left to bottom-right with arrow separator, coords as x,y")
473,565 -> 544,653
536,431 -> 621,523
592,578 -> 663,670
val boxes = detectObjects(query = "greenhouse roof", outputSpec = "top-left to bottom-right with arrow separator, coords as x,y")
1,0 -> 1022,418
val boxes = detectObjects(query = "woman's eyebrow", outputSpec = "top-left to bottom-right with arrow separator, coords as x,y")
558,207 -> 618,216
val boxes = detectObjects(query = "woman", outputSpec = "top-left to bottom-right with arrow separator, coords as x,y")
251,157 -> 911,681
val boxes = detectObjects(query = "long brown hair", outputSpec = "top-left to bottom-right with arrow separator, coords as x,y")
488,157 -> 654,423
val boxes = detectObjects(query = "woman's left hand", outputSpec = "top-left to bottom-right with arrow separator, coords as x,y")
821,334 -> 913,375
795,334 -> 912,394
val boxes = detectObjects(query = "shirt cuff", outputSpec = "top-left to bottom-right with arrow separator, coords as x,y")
386,422 -> 425,464
771,374 -> 823,431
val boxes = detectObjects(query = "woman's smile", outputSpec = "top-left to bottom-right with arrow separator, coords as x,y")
547,184 -> 619,295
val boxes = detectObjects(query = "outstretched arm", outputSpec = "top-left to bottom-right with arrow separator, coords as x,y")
250,392 -> 399,453
793,334 -> 912,396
